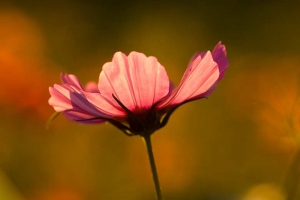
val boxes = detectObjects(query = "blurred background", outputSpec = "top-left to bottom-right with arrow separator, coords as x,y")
0,1 -> 300,199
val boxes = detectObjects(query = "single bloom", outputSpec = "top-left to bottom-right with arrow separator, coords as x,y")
49,42 -> 229,136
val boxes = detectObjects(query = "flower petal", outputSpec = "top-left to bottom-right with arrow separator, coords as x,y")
81,91 -> 126,117
212,41 -> 229,81
49,84 -> 74,112
98,51 -> 170,112
61,73 -> 84,90
159,51 -> 219,107
61,73 -> 100,93
49,83 -> 112,121
199,42 -> 229,97
85,81 -> 99,93
63,110 -> 106,124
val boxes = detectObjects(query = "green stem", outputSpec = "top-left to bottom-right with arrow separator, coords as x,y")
143,135 -> 163,200
284,147 -> 300,200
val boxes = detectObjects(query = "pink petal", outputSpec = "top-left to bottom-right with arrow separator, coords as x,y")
49,84 -> 112,120
68,92 -> 107,117
188,52 -> 206,66
49,84 -> 74,112
61,73 -> 84,90
188,42 -> 228,82
64,110 -> 106,124
50,72 -> 125,122
199,42 -> 229,97
159,51 -> 219,107
81,91 -> 126,117
212,41 -> 229,81
61,73 -> 100,93
85,81 -> 99,93
98,51 -> 170,112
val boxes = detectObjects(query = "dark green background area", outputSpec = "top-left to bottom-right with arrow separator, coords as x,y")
3,1 -> 299,68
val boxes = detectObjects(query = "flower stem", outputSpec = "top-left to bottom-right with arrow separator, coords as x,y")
142,135 -> 163,200
284,147 -> 300,200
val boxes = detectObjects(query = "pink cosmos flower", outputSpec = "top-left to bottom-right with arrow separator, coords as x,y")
49,42 -> 229,136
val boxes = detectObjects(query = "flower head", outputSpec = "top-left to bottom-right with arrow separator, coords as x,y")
49,42 -> 229,136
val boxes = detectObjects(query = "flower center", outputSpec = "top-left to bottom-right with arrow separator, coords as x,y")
112,94 -> 161,136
